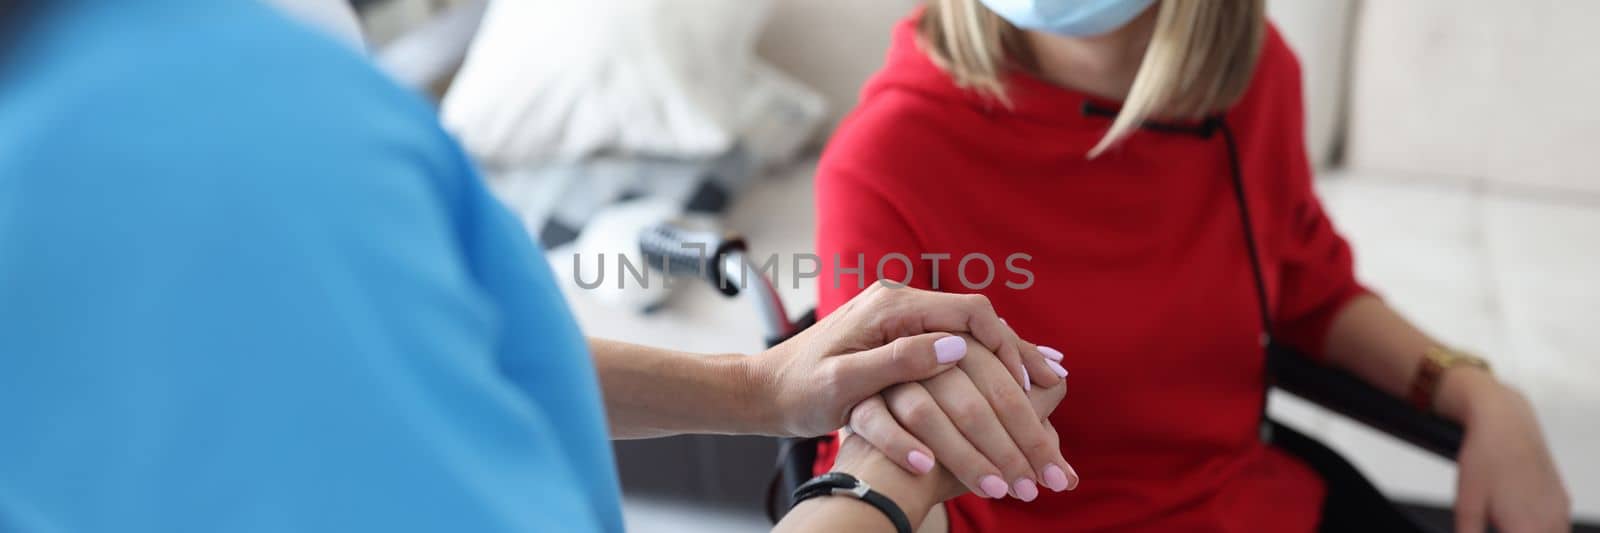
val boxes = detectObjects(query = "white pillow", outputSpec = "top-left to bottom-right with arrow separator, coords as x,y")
267,0 -> 366,51
441,0 -> 823,168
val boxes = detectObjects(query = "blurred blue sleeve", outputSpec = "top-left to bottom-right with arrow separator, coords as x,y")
0,2 -> 620,531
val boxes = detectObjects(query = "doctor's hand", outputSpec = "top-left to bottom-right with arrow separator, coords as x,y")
752,283 -> 1062,438
848,334 -> 1076,501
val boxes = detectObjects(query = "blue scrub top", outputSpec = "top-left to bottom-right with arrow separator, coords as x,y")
0,1 -> 622,532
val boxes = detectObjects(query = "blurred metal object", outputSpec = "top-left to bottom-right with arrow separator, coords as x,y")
638,222 -> 798,342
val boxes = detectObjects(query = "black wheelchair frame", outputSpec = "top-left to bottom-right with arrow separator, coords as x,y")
640,222 -> 1464,532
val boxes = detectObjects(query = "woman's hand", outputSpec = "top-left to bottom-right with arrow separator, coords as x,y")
778,376 -> 1068,533
1321,297 -> 1571,531
1445,370 -> 1571,533
753,283 -> 1063,437
850,336 -> 1076,500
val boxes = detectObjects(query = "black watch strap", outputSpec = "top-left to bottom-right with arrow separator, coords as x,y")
791,472 -> 912,533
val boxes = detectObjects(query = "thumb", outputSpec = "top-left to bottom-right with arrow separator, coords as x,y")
827,333 -> 966,398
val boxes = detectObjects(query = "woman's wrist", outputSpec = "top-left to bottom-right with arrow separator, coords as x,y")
828,449 -> 945,530
779,458 -> 944,533
1435,365 -> 1509,424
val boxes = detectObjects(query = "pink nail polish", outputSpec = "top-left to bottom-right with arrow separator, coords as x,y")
1043,465 -> 1069,492
934,336 -> 967,364
908,451 -> 936,474
1038,345 -> 1064,361
1044,359 -> 1068,378
979,475 -> 1009,499
1012,478 -> 1039,502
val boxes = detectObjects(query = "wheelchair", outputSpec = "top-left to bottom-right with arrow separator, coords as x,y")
639,221 -> 1466,533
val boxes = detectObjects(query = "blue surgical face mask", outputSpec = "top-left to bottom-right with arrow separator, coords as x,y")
977,0 -> 1157,37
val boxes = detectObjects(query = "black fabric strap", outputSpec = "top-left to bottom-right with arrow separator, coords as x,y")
1215,117 -> 1281,441
1215,118 -> 1276,342
791,472 -> 913,533
1077,103 -> 1279,437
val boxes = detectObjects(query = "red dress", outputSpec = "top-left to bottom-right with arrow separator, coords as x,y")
812,11 -> 1369,533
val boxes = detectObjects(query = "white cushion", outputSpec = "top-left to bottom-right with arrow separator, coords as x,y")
756,0 -> 920,128
1266,0 -> 1357,168
441,0 -> 823,167
1302,171 -> 1600,518
1345,1 -> 1600,195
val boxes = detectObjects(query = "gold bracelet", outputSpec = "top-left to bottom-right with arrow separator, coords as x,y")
1408,345 -> 1490,412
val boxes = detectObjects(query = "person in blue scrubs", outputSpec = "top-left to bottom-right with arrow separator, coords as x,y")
0,2 -> 1068,532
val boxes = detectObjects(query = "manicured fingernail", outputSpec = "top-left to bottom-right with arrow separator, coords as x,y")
934,336 -> 967,364
1021,364 -> 1031,391
979,475 -> 1009,499
908,451 -> 936,474
1044,359 -> 1068,378
1038,345 -> 1064,361
1065,463 -> 1080,490
1012,478 -> 1039,502
1043,464 -> 1069,492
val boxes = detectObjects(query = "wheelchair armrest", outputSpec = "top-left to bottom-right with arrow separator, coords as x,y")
1268,345 -> 1464,460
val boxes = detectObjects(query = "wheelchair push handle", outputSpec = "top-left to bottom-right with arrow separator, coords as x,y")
639,222 -> 799,342
638,223 -> 748,297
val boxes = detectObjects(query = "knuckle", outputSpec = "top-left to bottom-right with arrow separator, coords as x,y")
995,387 -> 1032,413
1019,434 -> 1056,461
946,399 -> 987,429
862,313 -> 890,337
848,400 -> 882,429
898,396 -> 941,430
889,336 -> 915,364
976,378 -> 1020,408
864,283 -> 890,304
1008,420 -> 1046,449
962,293 -> 994,312
999,455 -> 1031,476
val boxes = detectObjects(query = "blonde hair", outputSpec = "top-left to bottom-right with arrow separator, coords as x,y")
919,0 -> 1266,156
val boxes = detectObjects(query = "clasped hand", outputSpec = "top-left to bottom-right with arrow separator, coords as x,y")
753,284 -> 1076,501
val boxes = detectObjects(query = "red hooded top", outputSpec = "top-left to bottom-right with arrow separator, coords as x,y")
813,11 -> 1369,533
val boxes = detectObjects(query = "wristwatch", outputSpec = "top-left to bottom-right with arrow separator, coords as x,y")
1409,345 -> 1490,412
791,472 -> 912,533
